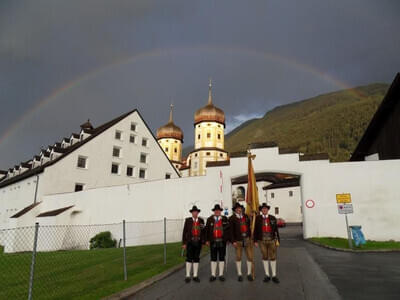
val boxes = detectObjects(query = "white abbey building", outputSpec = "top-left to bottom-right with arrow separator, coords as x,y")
1,74 -> 400,252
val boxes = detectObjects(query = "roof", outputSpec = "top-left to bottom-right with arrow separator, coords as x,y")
206,160 -> 231,167
0,109 -> 180,189
37,205 -> 74,217
350,73 -> 400,161
10,202 -> 42,218
231,172 -> 299,185
299,153 -> 329,161
263,179 -> 300,190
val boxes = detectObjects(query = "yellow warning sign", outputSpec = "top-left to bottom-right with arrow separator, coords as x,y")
336,193 -> 351,203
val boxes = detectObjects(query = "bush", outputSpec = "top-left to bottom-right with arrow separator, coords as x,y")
89,231 -> 116,249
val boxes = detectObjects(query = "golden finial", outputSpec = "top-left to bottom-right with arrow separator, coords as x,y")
169,102 -> 174,123
208,77 -> 212,105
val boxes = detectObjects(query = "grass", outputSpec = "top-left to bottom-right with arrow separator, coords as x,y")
310,237 -> 400,250
0,242 -> 187,300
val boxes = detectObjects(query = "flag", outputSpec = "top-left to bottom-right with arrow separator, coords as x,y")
245,151 -> 259,219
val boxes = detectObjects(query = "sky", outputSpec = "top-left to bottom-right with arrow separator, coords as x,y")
0,0 -> 399,169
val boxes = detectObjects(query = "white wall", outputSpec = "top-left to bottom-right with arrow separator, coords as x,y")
266,186 -> 302,222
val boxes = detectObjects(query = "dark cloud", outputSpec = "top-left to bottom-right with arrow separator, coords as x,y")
0,0 -> 399,168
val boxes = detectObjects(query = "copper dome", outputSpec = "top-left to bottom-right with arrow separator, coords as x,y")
194,80 -> 225,126
157,105 -> 184,141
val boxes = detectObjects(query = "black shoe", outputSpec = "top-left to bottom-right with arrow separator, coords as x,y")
272,276 -> 280,284
185,277 -> 191,283
263,276 -> 271,283
247,275 -> 254,281
238,275 -> 243,282
219,276 -> 225,282
209,276 -> 216,282
193,277 -> 200,282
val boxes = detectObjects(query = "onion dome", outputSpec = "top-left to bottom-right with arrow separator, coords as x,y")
194,79 -> 225,126
157,104 -> 184,141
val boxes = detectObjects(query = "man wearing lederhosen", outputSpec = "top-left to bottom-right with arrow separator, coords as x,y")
254,203 -> 280,283
205,204 -> 230,282
229,202 -> 254,282
182,205 -> 205,283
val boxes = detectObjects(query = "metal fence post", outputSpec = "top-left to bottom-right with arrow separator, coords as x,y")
163,217 -> 167,265
123,220 -> 127,281
28,222 -> 39,300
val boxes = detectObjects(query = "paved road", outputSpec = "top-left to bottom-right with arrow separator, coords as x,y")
131,225 -> 400,300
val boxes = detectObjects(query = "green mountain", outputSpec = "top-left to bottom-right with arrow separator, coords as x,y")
225,83 -> 389,162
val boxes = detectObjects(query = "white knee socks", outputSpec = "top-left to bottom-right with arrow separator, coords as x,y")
193,262 -> 199,277
270,260 -> 277,277
186,262 -> 192,277
236,261 -> 242,276
211,261 -> 217,276
218,261 -> 225,276
247,261 -> 252,276
263,260 -> 270,276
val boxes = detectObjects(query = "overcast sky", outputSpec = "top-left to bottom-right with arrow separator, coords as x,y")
1,0 -> 399,169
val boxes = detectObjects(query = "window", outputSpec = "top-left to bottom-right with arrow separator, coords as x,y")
174,140 -> 177,143
111,163 -> 119,174
140,153 -> 147,163
207,123 -> 211,126
220,153 -> 223,157
80,135 -> 84,141
77,156 -> 87,169
75,183 -> 84,192
275,207 -> 279,215
165,173 -> 171,179
174,148 -> 177,153
130,134 -> 136,144
131,123 -> 137,131
198,134 -> 201,140
115,130 -> 122,140
142,138 -> 148,147
112,147 -> 121,158
139,168 -> 146,179
126,166 -> 134,177
165,147 -> 169,152
206,152 -> 211,156
207,133 -> 211,138
195,153 -> 198,157
289,191 -> 293,197
194,162 -> 198,168
218,134 -> 221,140
271,192 -> 275,199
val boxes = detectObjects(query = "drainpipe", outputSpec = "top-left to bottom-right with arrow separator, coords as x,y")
33,175 -> 39,203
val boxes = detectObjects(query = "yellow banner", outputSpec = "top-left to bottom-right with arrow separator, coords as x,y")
336,193 -> 351,203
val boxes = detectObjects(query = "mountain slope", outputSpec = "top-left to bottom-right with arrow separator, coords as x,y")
224,83 -> 389,162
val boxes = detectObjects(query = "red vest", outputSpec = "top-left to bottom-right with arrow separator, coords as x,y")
192,219 -> 200,237
239,215 -> 248,234
262,216 -> 272,233
213,217 -> 223,239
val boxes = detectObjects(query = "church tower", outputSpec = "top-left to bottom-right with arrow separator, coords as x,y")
156,104 -> 184,170
188,79 -> 228,176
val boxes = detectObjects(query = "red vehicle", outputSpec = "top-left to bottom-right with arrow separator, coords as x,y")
277,218 -> 286,227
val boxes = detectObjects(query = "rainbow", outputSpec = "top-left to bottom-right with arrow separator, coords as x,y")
0,45 -> 361,148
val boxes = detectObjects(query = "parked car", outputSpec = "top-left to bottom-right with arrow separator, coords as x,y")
277,218 -> 286,227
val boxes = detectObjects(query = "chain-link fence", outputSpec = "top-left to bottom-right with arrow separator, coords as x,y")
0,218 -> 184,300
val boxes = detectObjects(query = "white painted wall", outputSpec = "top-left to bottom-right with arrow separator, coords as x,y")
3,145 -> 400,252
265,186 -> 302,223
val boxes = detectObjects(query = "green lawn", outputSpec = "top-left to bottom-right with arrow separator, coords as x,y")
310,237 -> 400,251
0,242 -> 188,300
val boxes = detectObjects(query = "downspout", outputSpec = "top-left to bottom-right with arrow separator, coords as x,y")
33,175 -> 39,204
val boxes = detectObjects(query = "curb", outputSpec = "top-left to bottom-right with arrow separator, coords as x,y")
105,251 -> 209,300
307,239 -> 400,253
105,262 -> 185,300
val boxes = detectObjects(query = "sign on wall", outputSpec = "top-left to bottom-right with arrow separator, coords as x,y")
336,193 -> 351,203
337,203 -> 353,214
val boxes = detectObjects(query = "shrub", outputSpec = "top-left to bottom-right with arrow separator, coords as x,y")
89,231 -> 116,249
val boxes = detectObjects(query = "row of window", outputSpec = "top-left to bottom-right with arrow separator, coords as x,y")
77,152 -> 148,171
111,163 -> 147,178
270,191 -> 294,198
197,124 -> 222,128
111,146 -> 148,163
197,133 -> 222,140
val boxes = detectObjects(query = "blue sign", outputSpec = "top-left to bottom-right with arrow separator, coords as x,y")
350,226 -> 366,247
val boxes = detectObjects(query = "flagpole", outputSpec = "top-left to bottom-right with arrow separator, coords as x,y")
247,146 -> 257,280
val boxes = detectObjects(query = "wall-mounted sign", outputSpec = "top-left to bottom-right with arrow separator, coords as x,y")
305,199 -> 315,208
338,203 -> 353,214
336,193 -> 351,203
